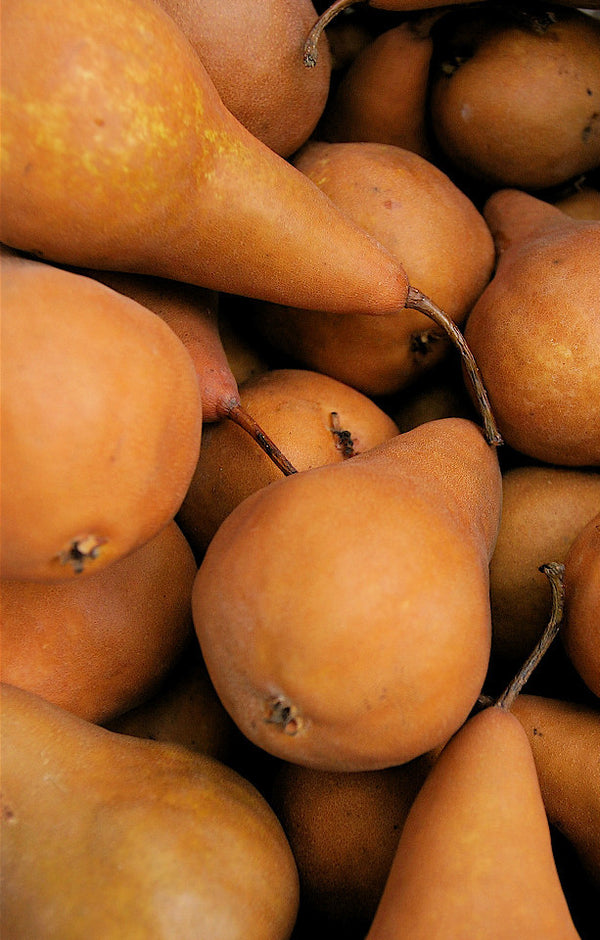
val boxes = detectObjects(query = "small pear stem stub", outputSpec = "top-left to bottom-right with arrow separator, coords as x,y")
330,411 -> 356,458
225,403 -> 298,476
405,286 -> 503,447
496,561 -> 566,711
303,0 -> 363,68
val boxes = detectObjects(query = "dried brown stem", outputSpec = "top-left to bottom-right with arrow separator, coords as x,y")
496,562 -> 566,711
405,286 -> 503,447
303,0 -> 365,68
225,403 -> 298,476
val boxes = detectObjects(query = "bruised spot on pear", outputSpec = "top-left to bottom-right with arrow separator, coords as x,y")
57,534 -> 107,573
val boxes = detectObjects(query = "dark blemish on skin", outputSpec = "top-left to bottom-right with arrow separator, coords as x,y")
330,412 -> 355,458
533,727 -> 543,736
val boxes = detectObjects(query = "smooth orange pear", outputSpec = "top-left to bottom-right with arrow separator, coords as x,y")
81,270 -> 239,422
192,417 -> 501,772
463,188 -> 600,466
511,693 -> 600,886
0,250 -> 202,581
1,521 -> 197,724
562,512 -> 600,698
155,0 -> 332,157
177,367 -> 400,557
1,0 -> 410,316
490,466 -> 600,663
249,141 -> 495,396
428,5 -> 600,190
0,683 -> 299,940
317,16 -> 441,158
365,703 -> 581,940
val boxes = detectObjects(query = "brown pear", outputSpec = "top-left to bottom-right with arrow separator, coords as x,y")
104,638 -> 238,764
269,754 -> 433,932
192,417 -> 501,772
317,16 -> 441,158
177,367 -> 400,557
1,0 -> 410,316
554,186 -> 600,221
0,521 -> 196,724
562,511 -> 600,698
463,188 -> 600,466
489,466 -> 600,663
0,683 -> 299,940
249,141 -> 495,396
365,703 -> 581,939
155,0 -> 331,158
428,5 -> 600,190
0,249 -> 202,582
511,693 -> 600,886
81,270 -> 239,422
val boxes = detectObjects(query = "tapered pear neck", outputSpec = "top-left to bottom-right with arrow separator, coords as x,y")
483,189 -> 577,256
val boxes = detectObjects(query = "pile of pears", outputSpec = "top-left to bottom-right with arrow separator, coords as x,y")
1,0 -> 599,937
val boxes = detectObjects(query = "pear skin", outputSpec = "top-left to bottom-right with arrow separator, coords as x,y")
562,512 -> 600,698
177,367 -> 400,557
1,250 -> 202,582
428,5 -> 600,190
463,189 -> 600,466
192,417 -> 501,771
490,466 -> 600,663
155,0 -> 332,158
1,0 -> 409,316
318,17 -> 439,158
0,521 -> 196,724
0,683 -> 299,940
366,705 -> 581,940
510,693 -> 600,886
249,141 -> 495,396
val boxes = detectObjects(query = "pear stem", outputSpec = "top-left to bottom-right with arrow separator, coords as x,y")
303,0 -> 365,68
496,561 -> 566,711
225,403 -> 298,476
405,286 -> 503,447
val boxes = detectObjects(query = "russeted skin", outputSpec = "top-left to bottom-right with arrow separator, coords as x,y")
1,683 -> 300,940
511,693 -> 600,886
464,189 -> 600,466
366,706 -> 581,940
562,512 -> 600,697
192,417 -> 502,772
1,0 -> 409,315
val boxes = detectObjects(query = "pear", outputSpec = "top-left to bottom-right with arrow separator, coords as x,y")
1,0 -> 410,316
0,683 -> 299,940
249,141 -> 495,397
463,188 -> 600,466
365,703 -> 581,940
177,367 -> 400,558
192,417 -> 501,772
0,249 -> 202,582
0,521 -> 196,724
78,270 -> 240,422
269,754 -> 433,932
317,16 -> 441,158
490,466 -> 600,663
510,693 -> 600,886
104,637 -> 239,764
428,4 -> 600,190
562,511 -> 600,698
154,0 -> 332,158
554,186 -> 600,221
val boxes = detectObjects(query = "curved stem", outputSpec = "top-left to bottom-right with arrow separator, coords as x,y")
405,286 -> 503,447
303,0 -> 365,68
225,403 -> 298,476
496,562 -> 565,711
